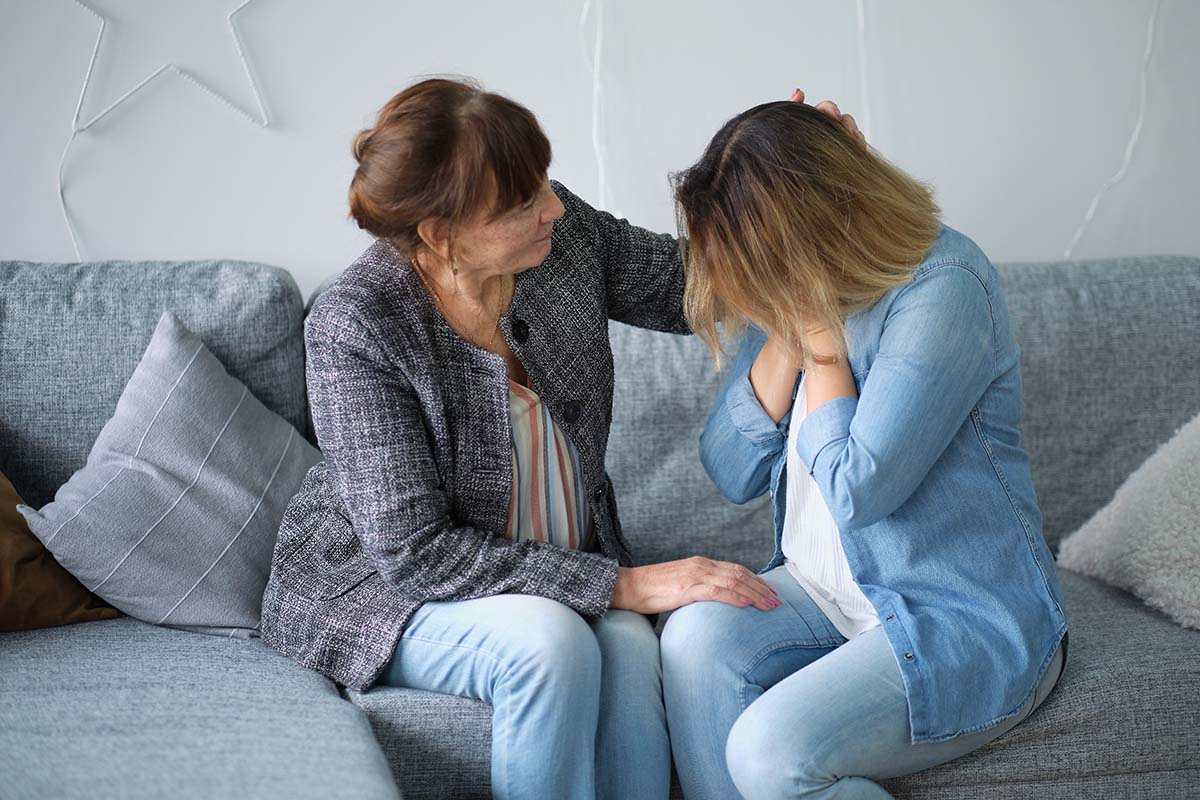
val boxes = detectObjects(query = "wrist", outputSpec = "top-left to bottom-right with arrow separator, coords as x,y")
804,350 -> 843,369
803,324 -> 845,369
761,335 -> 805,372
611,566 -> 636,609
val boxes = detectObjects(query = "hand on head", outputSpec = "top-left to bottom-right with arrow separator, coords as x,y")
789,87 -> 866,145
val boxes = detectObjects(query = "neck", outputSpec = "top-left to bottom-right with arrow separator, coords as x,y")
415,252 -> 506,309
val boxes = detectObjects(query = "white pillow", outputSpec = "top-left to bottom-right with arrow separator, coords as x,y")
1057,409 -> 1200,630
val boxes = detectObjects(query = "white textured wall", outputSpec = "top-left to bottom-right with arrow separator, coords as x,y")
2,0 -> 1197,300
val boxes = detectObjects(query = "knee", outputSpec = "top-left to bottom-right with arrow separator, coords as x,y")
726,705 -> 829,800
659,601 -> 731,674
594,610 -> 662,680
726,708 -> 784,798
506,597 -> 601,691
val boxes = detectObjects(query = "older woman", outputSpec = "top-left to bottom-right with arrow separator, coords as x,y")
662,100 -> 1070,799
259,78 -> 860,799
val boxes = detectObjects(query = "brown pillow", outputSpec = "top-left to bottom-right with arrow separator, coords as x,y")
0,469 -> 121,631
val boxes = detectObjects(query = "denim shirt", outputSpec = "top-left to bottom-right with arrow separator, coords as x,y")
700,223 -> 1069,744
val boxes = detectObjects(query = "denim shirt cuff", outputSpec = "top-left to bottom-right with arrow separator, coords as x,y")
795,395 -> 858,475
726,371 -> 792,448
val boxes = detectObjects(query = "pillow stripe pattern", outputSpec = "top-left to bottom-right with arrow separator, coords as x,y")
18,312 -> 321,638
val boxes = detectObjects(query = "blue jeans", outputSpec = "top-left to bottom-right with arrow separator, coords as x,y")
377,594 -> 670,800
661,566 -> 1066,800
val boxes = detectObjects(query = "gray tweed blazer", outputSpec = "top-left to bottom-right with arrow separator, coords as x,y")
259,181 -> 690,690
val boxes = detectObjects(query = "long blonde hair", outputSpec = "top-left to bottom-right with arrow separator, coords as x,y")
673,101 -> 941,368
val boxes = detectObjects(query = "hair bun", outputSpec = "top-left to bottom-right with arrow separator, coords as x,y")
352,128 -> 373,162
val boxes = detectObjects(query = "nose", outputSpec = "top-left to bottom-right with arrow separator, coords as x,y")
542,187 -> 565,224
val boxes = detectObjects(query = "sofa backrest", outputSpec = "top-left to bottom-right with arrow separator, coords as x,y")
0,261 -> 308,509
999,255 -> 1200,549
8,254 -> 1195,566
606,254 -> 1200,566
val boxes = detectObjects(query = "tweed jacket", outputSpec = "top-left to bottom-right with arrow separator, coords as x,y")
259,181 -> 691,691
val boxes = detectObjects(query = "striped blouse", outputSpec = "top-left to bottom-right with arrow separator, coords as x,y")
503,379 -> 591,550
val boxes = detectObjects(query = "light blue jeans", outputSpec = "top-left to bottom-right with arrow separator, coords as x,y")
378,594 -> 670,800
661,566 -> 1067,800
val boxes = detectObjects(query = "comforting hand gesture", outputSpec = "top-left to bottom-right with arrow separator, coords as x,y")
790,87 -> 866,145
611,557 -> 783,614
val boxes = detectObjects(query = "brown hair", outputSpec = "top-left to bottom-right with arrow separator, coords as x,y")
673,101 -> 941,369
348,77 -> 551,259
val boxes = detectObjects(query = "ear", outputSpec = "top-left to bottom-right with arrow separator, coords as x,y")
416,217 -> 452,262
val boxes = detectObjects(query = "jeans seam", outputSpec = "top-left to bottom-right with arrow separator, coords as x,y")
398,634 -> 513,796
737,639 -> 839,711
399,634 -> 510,674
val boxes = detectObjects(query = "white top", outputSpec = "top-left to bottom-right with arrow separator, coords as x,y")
782,375 -> 882,640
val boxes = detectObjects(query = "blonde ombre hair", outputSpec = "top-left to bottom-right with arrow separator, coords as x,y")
674,100 -> 941,368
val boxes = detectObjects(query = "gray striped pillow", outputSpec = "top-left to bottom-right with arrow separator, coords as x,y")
18,311 -> 321,638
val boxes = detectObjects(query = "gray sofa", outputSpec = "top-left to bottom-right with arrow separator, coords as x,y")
2,253 -> 1198,799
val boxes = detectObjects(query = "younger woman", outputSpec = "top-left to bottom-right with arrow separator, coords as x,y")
662,100 -> 1069,799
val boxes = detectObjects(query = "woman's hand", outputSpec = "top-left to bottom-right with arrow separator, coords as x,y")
789,88 -> 866,146
610,557 -> 782,615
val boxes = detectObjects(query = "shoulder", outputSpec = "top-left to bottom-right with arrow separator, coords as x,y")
907,223 -> 998,298
548,178 -> 600,243
549,178 -> 586,211
306,239 -> 426,352
865,224 -> 998,351
866,224 -> 1000,333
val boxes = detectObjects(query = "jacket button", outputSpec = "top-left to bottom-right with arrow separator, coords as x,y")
904,652 -> 914,660
512,319 -> 529,344
563,400 -> 581,423
885,614 -> 894,621
592,483 -> 606,501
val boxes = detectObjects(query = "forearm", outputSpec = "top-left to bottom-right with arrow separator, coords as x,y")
550,180 -> 690,334
804,352 -> 858,414
373,515 -> 619,615
699,327 -> 787,505
748,336 -> 803,423
796,322 -> 858,413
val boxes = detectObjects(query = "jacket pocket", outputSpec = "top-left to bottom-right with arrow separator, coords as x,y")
286,558 -> 378,601
278,512 -> 380,601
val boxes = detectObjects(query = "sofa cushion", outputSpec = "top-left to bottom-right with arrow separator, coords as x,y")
0,468 -> 121,631
0,616 -> 400,800
879,568 -> 1200,797
346,686 -> 491,800
0,260 -> 310,509
17,312 -> 321,638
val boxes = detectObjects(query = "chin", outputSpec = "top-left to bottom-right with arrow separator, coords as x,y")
521,241 -> 553,269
